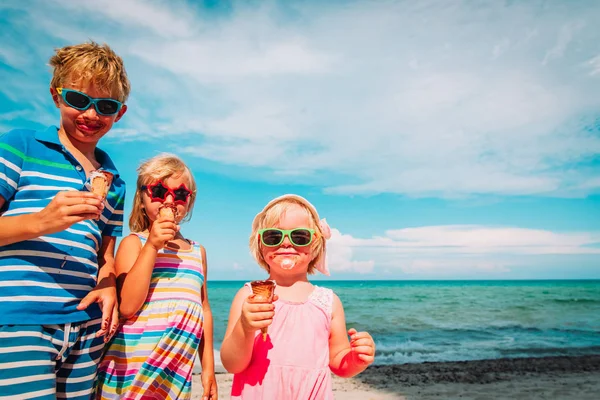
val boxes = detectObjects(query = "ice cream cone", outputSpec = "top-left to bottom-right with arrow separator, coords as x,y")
250,280 -> 276,341
89,170 -> 113,200
89,170 -> 113,220
158,204 -> 178,221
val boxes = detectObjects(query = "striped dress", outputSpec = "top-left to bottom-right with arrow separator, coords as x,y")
95,233 -> 205,399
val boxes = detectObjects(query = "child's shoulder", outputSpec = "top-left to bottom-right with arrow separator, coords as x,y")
312,284 -> 336,296
1,127 -> 36,146
122,232 -> 145,245
181,237 -> 204,252
1,126 -> 66,156
310,285 -> 335,315
185,237 -> 202,246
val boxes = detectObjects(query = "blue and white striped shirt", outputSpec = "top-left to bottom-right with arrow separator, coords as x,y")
0,126 -> 126,325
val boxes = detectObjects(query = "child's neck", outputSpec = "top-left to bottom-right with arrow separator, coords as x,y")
58,128 -> 100,173
269,276 -> 314,303
268,271 -> 310,287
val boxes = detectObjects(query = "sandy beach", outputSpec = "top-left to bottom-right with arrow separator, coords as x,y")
192,355 -> 600,399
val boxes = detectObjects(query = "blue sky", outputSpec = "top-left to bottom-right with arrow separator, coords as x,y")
1,0 -> 599,280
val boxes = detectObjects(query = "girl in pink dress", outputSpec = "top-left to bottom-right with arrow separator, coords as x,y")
221,194 -> 376,399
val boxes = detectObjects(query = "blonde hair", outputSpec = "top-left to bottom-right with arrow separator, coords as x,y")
49,41 -> 130,102
250,197 -> 325,274
129,153 -> 197,232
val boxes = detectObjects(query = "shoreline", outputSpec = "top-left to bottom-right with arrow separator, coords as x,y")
358,354 -> 600,386
194,354 -> 600,399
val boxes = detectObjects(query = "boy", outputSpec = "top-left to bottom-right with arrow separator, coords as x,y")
0,42 -> 129,399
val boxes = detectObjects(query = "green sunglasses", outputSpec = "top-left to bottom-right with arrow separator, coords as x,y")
258,228 -> 316,247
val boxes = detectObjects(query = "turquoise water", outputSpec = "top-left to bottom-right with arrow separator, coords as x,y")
208,280 -> 600,365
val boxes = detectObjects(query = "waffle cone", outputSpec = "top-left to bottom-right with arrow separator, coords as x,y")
159,204 -> 178,220
250,280 -> 275,341
89,170 -> 113,220
90,171 -> 113,200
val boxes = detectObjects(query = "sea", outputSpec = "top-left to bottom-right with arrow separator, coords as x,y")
208,280 -> 600,365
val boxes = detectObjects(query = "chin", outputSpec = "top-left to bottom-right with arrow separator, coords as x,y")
74,130 -> 106,142
272,263 -> 310,272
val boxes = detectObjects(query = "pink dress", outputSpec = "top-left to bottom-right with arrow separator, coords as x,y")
231,284 -> 334,399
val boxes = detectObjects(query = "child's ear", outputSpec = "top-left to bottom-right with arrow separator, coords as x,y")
49,87 -> 60,108
113,104 -> 128,123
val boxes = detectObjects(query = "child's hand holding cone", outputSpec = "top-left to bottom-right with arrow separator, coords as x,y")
240,280 -> 277,341
146,208 -> 178,251
250,280 -> 276,340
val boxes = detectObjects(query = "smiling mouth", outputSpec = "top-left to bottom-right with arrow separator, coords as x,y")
77,122 -> 103,133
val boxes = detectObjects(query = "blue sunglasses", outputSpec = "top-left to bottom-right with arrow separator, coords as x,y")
56,87 -> 123,116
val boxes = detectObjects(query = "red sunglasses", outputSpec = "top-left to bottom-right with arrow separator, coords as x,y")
141,181 -> 192,205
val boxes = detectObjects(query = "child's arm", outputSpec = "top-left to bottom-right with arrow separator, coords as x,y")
220,289 -> 255,373
220,288 -> 275,373
0,192 -> 103,246
76,235 -> 119,342
0,130 -> 101,246
116,219 -> 178,319
198,246 -> 217,400
328,294 -> 376,378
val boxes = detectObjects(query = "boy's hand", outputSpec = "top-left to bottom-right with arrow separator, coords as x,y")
201,373 -> 218,400
77,275 -> 119,343
348,328 -> 376,366
146,218 -> 178,251
240,294 -> 278,336
37,191 -> 104,234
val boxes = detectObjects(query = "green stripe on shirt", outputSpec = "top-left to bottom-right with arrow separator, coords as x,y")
0,143 -> 74,170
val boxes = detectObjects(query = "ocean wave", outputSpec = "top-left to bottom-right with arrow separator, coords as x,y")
372,344 -> 600,365
551,298 -> 600,304
403,323 -> 600,335
370,329 -> 600,366
499,345 -> 600,357
365,297 -> 402,302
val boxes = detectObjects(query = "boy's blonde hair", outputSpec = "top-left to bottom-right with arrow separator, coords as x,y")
49,41 -> 130,102
130,154 -> 197,232
250,195 -> 326,274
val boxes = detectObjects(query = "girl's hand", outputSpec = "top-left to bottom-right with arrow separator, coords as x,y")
201,373 -> 218,400
240,294 -> 278,336
37,191 -> 104,234
77,275 -> 119,343
146,218 -> 178,251
348,328 -> 376,366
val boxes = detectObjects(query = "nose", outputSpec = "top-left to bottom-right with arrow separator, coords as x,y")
82,104 -> 99,118
164,193 -> 175,204
281,234 -> 292,247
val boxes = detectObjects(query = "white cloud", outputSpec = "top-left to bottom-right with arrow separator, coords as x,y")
0,46 -> 29,69
401,260 -> 510,276
2,0 -> 600,198
130,37 -> 334,82
492,38 -> 510,59
327,229 -> 375,274
53,0 -> 200,39
542,21 -> 585,65
0,110 -> 32,121
380,225 -> 600,254
232,262 -> 244,271
327,225 -> 600,276
589,55 -> 600,76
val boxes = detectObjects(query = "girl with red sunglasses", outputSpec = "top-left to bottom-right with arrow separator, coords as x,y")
95,154 -> 217,400
220,194 -> 375,399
